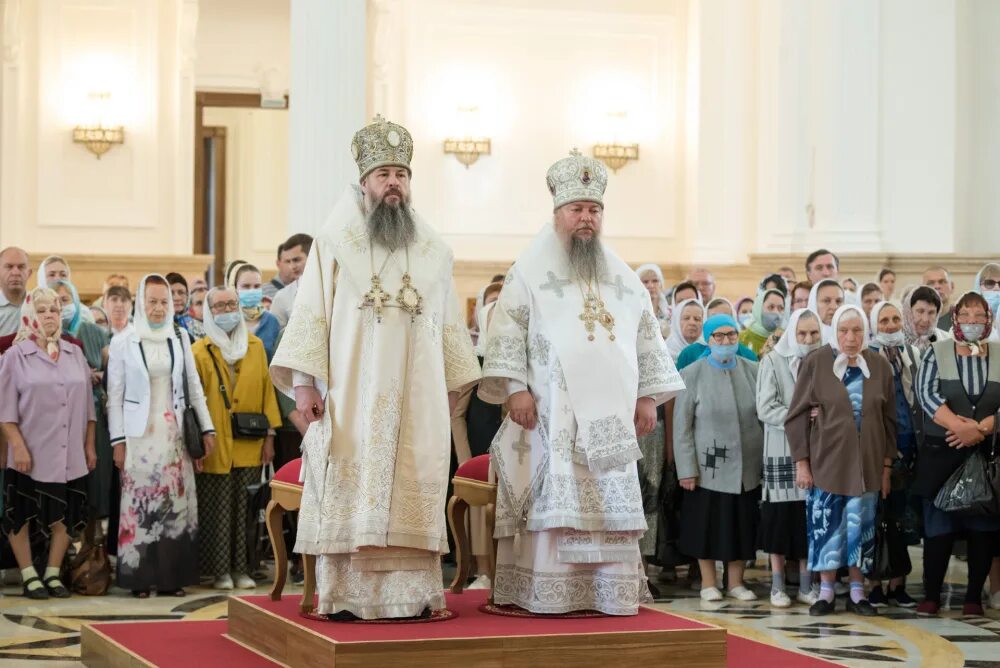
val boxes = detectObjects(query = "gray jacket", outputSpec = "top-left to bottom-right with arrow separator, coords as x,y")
673,357 -> 763,494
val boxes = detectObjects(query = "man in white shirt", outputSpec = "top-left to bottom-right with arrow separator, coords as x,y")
0,247 -> 32,337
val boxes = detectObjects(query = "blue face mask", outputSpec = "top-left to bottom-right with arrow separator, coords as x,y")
149,320 -> 167,331
215,312 -> 242,333
239,288 -> 263,309
710,343 -> 739,362
984,291 -> 1000,317
762,311 -> 783,332
738,313 -> 752,327
960,323 -> 985,343
60,304 -> 76,324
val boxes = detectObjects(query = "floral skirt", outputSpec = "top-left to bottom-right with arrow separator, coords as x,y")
806,489 -> 876,574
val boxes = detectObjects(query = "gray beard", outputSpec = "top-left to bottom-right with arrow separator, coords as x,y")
366,197 -> 416,252
568,236 -> 606,284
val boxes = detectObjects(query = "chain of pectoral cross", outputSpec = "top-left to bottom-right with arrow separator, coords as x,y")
576,278 -> 616,342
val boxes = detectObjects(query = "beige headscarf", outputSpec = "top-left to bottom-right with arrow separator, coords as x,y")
14,287 -> 63,361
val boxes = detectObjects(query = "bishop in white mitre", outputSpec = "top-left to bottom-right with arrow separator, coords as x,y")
270,116 -> 480,620
479,150 -> 685,615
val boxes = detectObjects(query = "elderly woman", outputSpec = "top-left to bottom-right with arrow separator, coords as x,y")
677,299 -> 758,370
786,304 -> 896,617
0,288 -> 96,599
878,269 -> 897,302
738,289 -> 786,357
975,263 -> 1000,342
107,275 -> 216,597
231,264 -> 280,362
665,299 -> 704,362
913,291 -> 1000,616
866,301 -> 922,609
674,314 -> 764,602
53,280 -> 114,524
807,279 -> 845,344
901,286 -> 948,355
757,309 -> 822,608
637,263 -> 671,337
192,287 -> 281,590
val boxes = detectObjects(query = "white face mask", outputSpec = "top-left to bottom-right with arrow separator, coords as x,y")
796,341 -> 821,357
875,330 -> 905,348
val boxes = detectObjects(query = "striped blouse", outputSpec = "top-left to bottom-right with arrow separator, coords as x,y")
916,344 -> 989,418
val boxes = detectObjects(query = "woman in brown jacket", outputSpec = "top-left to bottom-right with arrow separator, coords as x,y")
785,304 -> 896,617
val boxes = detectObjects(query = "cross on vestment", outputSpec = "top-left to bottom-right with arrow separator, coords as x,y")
602,275 -> 633,300
539,271 -> 572,298
360,276 -> 392,322
512,430 -> 532,465
701,440 -> 730,479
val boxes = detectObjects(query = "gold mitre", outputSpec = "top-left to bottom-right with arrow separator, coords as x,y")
545,148 -> 608,210
351,114 -> 414,179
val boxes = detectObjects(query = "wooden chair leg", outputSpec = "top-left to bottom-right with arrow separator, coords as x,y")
300,553 -> 316,614
447,495 -> 471,594
266,499 -> 287,601
485,502 -> 497,605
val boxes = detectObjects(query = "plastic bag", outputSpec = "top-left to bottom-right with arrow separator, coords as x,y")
933,451 -> 996,516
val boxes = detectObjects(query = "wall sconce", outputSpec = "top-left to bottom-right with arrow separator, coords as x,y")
592,111 -> 639,173
443,105 -> 491,168
72,92 -> 125,159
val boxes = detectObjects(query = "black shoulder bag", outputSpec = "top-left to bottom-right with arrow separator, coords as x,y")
206,344 -> 271,439
173,325 -> 206,459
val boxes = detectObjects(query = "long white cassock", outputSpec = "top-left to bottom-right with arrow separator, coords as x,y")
270,185 -> 480,619
479,225 -> 685,615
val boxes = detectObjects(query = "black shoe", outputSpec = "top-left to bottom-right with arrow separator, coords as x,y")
22,577 -> 49,600
845,598 -> 878,616
43,576 -> 71,599
809,598 -> 836,616
868,585 -> 888,608
326,610 -> 360,622
647,581 -> 662,599
888,586 -> 917,608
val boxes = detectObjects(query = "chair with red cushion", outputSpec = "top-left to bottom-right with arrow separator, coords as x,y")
447,453 -> 497,597
266,458 -> 316,613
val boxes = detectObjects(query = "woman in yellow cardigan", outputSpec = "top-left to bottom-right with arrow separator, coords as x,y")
192,287 -> 282,590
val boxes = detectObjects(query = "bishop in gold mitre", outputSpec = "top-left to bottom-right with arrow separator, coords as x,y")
477,150 -> 685,615
270,115 -> 480,620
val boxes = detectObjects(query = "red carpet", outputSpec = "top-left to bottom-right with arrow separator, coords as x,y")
239,589 -> 710,641
88,620 -> 279,667
727,635 -> 843,667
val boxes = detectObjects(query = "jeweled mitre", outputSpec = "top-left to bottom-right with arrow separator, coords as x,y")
545,148 -> 608,210
351,114 -> 414,179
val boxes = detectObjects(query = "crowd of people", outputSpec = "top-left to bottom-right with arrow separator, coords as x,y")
2,237 -> 1000,618
0,236 -> 311,598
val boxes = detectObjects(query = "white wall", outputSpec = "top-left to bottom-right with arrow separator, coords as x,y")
0,0 -> 196,255
195,0 -> 290,94
202,106 -> 289,270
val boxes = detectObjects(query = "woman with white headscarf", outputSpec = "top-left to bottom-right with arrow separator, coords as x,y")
636,264 -> 671,338
785,304 -> 896,617
756,309 -> 822,608
841,277 -> 861,306
107,274 -> 216,597
665,299 -> 705,362
864,301 -> 921,609
191,286 -> 281,590
807,279 -> 845,344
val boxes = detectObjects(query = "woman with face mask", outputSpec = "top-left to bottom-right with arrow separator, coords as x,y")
865,302 -> 922,610
676,299 -> 758,371
106,275 -> 216,598
52,280 -> 115,524
912,291 -> 1000,616
786,305 -> 897,617
974,263 -> 1000,343
231,264 -> 281,362
757,309 -> 822,608
673,314 -> 764,603
191,287 -> 282,591
738,289 -> 786,357
735,297 -> 754,331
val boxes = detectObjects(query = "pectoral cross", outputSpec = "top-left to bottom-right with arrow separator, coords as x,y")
360,275 -> 392,322
512,431 -> 531,465
579,293 -> 616,342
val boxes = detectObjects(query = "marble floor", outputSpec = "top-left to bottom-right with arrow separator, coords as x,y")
0,550 -> 995,667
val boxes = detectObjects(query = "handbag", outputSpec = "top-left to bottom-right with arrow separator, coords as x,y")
69,520 -> 112,596
175,326 -> 206,459
872,500 -> 912,581
206,345 -> 271,439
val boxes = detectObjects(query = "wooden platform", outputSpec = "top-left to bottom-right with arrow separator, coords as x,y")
226,591 -> 727,668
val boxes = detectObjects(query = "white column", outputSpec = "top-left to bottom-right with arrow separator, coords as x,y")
288,0 -> 366,236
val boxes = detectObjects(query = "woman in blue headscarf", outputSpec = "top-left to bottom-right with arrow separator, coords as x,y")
53,280 -> 113,522
673,314 -> 764,603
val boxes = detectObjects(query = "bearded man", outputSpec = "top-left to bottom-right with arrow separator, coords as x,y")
478,150 -> 685,615
270,115 -> 480,620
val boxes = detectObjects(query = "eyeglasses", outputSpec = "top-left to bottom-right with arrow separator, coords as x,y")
210,301 -> 240,313
981,279 -> 1000,290
710,331 -> 739,344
